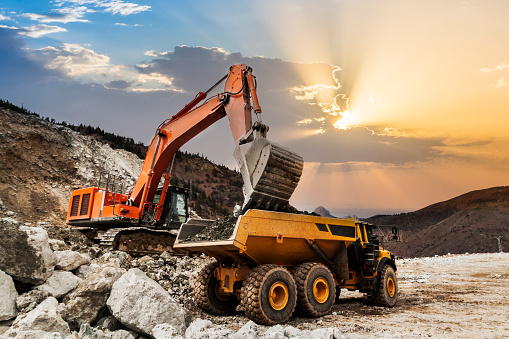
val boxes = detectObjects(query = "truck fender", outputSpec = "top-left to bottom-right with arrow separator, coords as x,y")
373,257 -> 397,292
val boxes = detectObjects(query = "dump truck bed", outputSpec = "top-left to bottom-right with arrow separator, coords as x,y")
174,209 -> 363,266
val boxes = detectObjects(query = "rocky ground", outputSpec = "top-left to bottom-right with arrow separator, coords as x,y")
1,218 -> 507,338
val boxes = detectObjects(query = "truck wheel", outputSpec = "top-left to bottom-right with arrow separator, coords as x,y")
240,264 -> 297,325
369,264 -> 398,307
194,262 -> 239,315
293,263 -> 336,317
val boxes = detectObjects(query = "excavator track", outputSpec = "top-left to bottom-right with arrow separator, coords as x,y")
99,227 -> 181,255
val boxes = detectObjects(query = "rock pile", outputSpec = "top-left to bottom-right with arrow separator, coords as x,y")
183,215 -> 238,242
0,218 -> 347,338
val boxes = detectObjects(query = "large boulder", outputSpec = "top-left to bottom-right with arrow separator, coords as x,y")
5,297 -> 71,337
63,266 -> 125,330
35,271 -> 82,298
0,225 -> 57,284
0,269 -> 18,321
107,268 -> 191,337
54,250 -> 90,271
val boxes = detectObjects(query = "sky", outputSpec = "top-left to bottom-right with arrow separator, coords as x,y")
1,0 -> 508,217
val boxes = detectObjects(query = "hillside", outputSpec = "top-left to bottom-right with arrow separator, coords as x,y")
367,186 -> 509,257
0,106 -> 243,224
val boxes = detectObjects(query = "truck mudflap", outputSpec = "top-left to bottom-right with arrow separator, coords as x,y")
234,138 -> 303,212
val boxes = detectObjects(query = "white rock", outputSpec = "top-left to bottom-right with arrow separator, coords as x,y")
283,326 -> 301,338
310,328 -> 345,339
153,323 -> 184,339
16,290 -> 50,312
79,324 -> 136,339
0,225 -> 57,284
185,319 -> 234,339
232,321 -> 259,339
54,250 -> 90,271
5,297 -> 71,337
262,325 -> 285,339
35,271 -> 82,298
0,269 -> 18,321
48,239 -> 69,252
3,330 -> 65,338
63,266 -> 125,330
107,269 -> 191,337
75,263 -> 100,279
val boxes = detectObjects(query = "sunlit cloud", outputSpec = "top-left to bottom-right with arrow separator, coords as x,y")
480,63 -> 509,72
18,24 -> 67,38
0,14 -> 11,21
495,77 -> 507,88
290,65 -> 356,132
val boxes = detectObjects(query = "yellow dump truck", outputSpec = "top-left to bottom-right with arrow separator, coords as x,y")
173,209 -> 398,325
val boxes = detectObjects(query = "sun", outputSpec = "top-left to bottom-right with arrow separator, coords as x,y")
333,110 -> 356,130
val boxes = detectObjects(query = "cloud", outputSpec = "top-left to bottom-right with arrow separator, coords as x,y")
0,14 -> 11,21
18,24 -> 67,38
27,43 -> 121,77
115,22 -> 142,27
104,79 -> 132,89
103,1 -> 151,15
0,25 -> 18,30
495,77 -> 507,88
21,6 -> 93,23
480,63 -> 509,72
54,0 -> 150,16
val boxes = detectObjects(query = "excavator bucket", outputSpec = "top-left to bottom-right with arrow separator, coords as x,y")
234,138 -> 304,212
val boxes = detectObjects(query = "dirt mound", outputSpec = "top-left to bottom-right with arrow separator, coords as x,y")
367,186 -> 509,257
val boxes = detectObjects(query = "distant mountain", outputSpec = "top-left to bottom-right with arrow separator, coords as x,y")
367,187 -> 509,257
313,206 -> 336,218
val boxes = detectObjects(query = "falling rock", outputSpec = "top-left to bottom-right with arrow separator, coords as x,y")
35,271 -> 82,298
0,269 -> 18,321
63,266 -> 125,330
107,268 -> 191,337
152,323 -> 184,339
54,250 -> 90,271
185,319 -> 234,339
231,321 -> 259,339
5,297 -> 71,337
0,225 -> 57,284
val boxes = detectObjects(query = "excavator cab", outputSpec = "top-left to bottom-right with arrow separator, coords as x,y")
153,185 -> 189,229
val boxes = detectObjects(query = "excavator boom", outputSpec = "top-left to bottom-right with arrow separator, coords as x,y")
66,64 -> 303,237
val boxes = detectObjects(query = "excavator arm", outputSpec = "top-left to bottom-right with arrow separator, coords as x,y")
67,64 -> 303,228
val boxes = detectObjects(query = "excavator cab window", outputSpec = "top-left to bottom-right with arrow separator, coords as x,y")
171,190 -> 187,223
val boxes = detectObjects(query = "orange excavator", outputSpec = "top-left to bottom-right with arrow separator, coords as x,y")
66,64 -> 303,253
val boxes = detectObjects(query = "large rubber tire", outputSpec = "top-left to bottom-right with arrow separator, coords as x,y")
293,263 -> 336,317
240,264 -> 297,325
369,264 -> 398,307
194,262 -> 239,315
